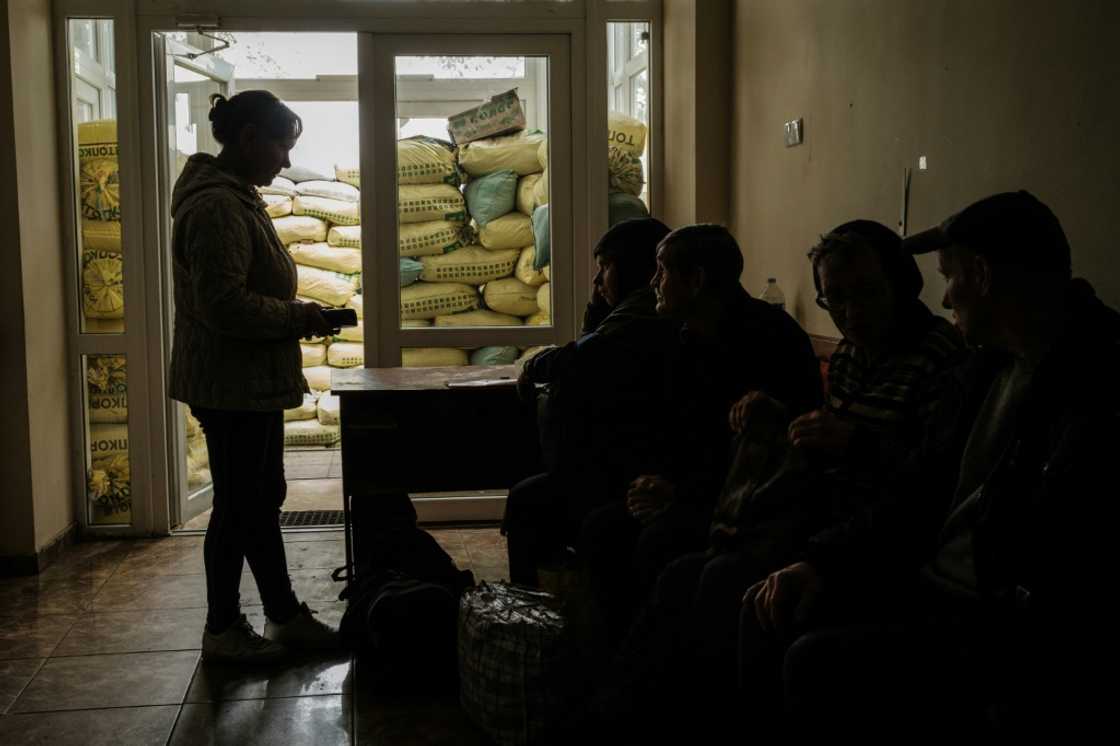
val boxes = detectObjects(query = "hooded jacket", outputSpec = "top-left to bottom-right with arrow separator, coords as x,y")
168,153 -> 313,411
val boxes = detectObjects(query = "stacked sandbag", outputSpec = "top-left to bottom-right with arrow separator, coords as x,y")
185,410 -> 211,490
85,355 -> 131,522
78,120 -> 125,333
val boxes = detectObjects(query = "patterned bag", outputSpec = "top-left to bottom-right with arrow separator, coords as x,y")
458,582 -> 574,746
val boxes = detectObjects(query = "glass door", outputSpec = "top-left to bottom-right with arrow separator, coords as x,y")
361,34 -> 574,367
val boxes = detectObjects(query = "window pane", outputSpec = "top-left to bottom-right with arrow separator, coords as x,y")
70,19 -> 122,333
85,354 -> 131,525
395,55 -> 551,333
401,345 -> 548,368
72,20 -> 96,60
608,22 -> 652,210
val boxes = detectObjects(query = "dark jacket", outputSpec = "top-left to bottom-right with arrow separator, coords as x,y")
168,154 -> 315,411
669,287 -> 823,506
528,288 -> 681,502
806,278 -> 1120,727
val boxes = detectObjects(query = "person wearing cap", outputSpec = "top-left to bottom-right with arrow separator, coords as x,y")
576,224 -> 824,647
739,191 -> 1120,738
503,218 -> 679,588
571,220 -> 964,741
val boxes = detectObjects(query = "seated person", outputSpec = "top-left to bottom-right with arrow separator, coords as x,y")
575,220 -> 965,736
578,224 -> 822,644
742,191 -> 1119,739
503,218 -> 676,587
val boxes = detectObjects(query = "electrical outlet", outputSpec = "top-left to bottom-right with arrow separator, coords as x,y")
784,118 -> 803,147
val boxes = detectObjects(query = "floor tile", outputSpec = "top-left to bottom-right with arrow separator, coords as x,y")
239,568 -> 345,607
354,692 -> 493,746
0,614 -> 77,660
114,538 -> 205,577
185,653 -> 353,702
0,575 -> 101,616
283,540 -> 345,570
0,658 -> 42,714
52,609 -> 206,656
170,695 -> 351,746
283,530 -> 346,543
0,705 -> 179,745
11,650 -> 198,712
38,541 -> 131,582
92,572 -> 208,611
243,601 -> 346,631
470,564 -> 509,583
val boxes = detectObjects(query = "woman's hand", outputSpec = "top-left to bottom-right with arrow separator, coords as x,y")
301,302 -> 338,340
626,475 -> 676,525
742,561 -> 823,636
729,391 -> 783,434
787,409 -> 856,455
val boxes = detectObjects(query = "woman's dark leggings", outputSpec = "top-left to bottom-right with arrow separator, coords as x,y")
192,407 -> 301,632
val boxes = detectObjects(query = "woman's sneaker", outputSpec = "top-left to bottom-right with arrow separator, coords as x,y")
202,615 -> 288,663
265,602 -> 340,651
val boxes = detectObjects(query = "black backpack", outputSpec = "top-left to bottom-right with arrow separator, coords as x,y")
337,525 -> 474,693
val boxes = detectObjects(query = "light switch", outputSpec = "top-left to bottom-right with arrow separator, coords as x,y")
784,118 -> 803,147
919,155 -> 928,170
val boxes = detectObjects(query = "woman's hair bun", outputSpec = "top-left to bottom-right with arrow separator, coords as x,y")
208,93 -> 228,123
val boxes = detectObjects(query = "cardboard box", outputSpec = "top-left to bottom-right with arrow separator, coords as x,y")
448,90 -> 526,145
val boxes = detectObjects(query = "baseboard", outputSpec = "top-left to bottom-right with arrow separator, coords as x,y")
0,522 -> 78,577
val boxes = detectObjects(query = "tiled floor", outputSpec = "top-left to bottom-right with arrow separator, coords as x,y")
0,528 -> 506,744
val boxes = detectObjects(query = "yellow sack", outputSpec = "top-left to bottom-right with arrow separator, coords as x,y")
483,277 -> 539,316
260,176 -> 298,197
262,194 -> 293,218
459,132 -> 546,177
81,219 -> 121,253
608,111 -> 648,157
327,342 -> 364,368
293,195 -> 360,226
327,225 -> 361,249
479,213 -> 534,251
515,246 -> 547,287
398,136 -> 461,186
301,343 -> 327,368
284,419 -> 340,447
403,319 -> 432,328
399,220 -> 466,258
402,348 -> 469,367
525,311 -> 550,326
273,215 -> 328,244
399,184 -> 466,224
347,294 -> 363,319
78,119 -> 120,223
334,319 -> 364,342
296,180 -> 360,203
89,423 -> 129,461
536,282 -> 551,316
82,250 -> 124,320
317,394 -> 341,426
608,148 -> 645,197
533,167 -> 549,206
434,309 -> 522,327
400,282 -> 480,320
516,174 -> 542,216
334,164 -> 360,189
543,264 -> 551,281
86,354 -> 128,424
297,265 -> 360,307
289,242 -> 363,274
518,345 -> 552,364
285,393 -> 320,422
303,365 -> 332,392
538,139 -> 548,170
420,246 -> 518,285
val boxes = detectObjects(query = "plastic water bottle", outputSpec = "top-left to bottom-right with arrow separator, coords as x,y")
761,278 -> 786,311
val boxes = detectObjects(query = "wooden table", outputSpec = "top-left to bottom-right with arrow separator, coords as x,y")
332,365 -> 542,584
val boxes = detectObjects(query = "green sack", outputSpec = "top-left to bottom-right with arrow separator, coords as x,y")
469,346 -> 519,366
400,257 -> 423,287
532,203 -> 550,271
464,169 -> 518,226
608,191 -> 650,226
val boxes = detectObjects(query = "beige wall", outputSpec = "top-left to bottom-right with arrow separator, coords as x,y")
662,0 -> 732,228
731,0 -> 1120,337
4,0 -> 75,556
0,0 -> 37,558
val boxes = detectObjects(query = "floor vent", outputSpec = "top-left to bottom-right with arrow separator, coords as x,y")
279,510 -> 345,527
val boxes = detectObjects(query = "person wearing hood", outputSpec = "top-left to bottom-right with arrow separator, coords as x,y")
503,218 -> 678,588
169,91 -> 338,663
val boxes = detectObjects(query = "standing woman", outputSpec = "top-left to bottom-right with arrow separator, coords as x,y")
169,91 -> 338,662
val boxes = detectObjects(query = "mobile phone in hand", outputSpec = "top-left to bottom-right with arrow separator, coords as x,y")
320,308 -> 358,328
